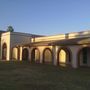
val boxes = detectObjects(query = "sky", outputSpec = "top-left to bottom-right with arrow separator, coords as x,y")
0,0 -> 90,35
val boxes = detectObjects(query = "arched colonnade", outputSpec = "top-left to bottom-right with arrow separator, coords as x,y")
2,42 -> 90,68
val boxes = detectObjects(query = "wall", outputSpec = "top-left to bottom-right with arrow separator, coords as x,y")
10,32 -> 32,48
1,32 -> 33,61
1,32 -> 10,61
32,30 -> 90,43
10,32 -> 33,61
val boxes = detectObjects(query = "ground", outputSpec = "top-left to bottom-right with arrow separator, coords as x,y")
0,61 -> 90,90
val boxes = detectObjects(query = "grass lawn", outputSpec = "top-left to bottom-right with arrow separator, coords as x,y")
0,61 -> 90,90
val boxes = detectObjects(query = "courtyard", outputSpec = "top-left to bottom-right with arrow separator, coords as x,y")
0,61 -> 90,90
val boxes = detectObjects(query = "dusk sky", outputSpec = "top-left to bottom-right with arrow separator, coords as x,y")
0,0 -> 90,35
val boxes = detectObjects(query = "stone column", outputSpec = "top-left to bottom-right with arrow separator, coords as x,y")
28,46 -> 31,62
7,44 -> 11,61
52,46 -> 57,66
17,47 -> 20,60
40,51 -> 43,63
38,47 -> 44,64
20,46 -> 23,61
70,46 -> 80,68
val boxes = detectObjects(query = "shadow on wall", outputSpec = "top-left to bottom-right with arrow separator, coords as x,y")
22,48 -> 29,61
31,48 -> 40,63
2,43 -> 7,60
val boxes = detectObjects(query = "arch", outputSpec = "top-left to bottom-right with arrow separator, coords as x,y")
57,47 -> 71,66
31,48 -> 40,63
78,47 -> 90,67
12,47 -> 18,60
22,48 -> 29,61
2,43 -> 7,60
43,48 -> 53,64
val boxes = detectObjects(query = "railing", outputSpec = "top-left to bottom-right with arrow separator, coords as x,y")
31,30 -> 90,42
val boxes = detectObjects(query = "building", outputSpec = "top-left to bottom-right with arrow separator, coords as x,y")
1,30 -> 90,68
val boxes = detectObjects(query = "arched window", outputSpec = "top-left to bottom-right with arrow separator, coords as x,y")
43,48 -> 53,64
57,47 -> 71,66
22,48 -> 29,61
2,43 -> 7,60
59,49 -> 66,63
78,47 -> 90,67
31,48 -> 40,63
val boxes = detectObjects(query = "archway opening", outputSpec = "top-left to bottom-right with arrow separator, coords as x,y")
78,47 -> 90,67
58,48 -> 71,66
31,48 -> 40,63
43,48 -> 53,64
2,43 -> 7,60
12,47 -> 18,60
22,48 -> 29,61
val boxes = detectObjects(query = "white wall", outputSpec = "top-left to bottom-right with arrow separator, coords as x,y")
33,30 -> 90,43
10,32 -> 32,48
1,32 -> 33,61
1,32 -> 10,61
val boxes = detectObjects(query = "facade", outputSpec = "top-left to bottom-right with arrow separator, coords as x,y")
1,30 -> 90,68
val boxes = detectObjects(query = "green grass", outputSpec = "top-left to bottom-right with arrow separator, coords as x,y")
0,61 -> 90,90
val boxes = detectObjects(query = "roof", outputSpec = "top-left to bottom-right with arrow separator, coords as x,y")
21,37 -> 90,47
30,37 -> 90,46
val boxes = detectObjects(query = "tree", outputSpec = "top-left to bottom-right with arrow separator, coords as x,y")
7,26 -> 14,32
